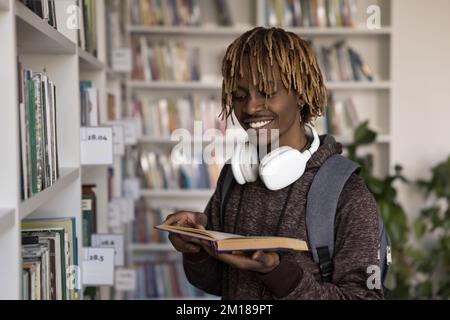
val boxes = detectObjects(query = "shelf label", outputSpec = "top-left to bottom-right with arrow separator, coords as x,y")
116,197 -> 135,223
112,48 -> 132,72
123,177 -> 140,201
112,125 -> 125,155
107,201 -> 121,228
115,269 -> 137,292
91,234 -> 125,267
80,127 -> 113,165
123,120 -> 137,145
82,247 -> 115,286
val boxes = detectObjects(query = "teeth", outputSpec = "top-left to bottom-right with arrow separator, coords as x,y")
249,120 -> 271,128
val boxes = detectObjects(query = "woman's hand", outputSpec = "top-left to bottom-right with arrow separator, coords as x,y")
162,211 -> 207,254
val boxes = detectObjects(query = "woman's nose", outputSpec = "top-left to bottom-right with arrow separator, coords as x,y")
244,91 -> 266,114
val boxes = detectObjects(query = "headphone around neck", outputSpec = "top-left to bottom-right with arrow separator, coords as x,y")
231,124 -> 320,191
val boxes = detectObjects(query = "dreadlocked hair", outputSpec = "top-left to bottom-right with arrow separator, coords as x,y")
220,27 -> 328,124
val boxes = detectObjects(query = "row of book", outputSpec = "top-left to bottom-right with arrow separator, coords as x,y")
131,95 -> 225,137
130,0 -> 202,27
78,0 -> 98,57
312,40 -> 374,82
138,150 -> 221,190
18,64 -> 60,200
105,0 -> 125,68
131,37 -> 200,82
132,204 -> 171,244
133,261 -> 207,299
20,0 -> 58,28
131,38 -> 373,83
314,94 -> 360,140
21,217 -> 79,300
80,81 -> 100,126
265,0 -> 358,28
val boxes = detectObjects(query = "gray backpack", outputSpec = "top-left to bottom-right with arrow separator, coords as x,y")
219,154 -> 391,289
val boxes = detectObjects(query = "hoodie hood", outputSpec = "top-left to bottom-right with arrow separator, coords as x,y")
306,134 -> 343,170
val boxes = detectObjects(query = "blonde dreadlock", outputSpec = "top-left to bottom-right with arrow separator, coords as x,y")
220,27 -> 327,124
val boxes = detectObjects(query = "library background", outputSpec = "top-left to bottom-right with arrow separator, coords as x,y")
0,0 -> 449,300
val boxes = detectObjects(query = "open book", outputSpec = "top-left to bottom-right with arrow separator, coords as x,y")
155,224 -> 308,254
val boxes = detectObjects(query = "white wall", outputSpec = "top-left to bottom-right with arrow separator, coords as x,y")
392,0 -> 450,219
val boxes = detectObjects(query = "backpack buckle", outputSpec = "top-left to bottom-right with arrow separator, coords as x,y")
316,246 -> 333,282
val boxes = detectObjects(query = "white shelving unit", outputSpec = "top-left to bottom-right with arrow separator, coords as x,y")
127,80 -> 391,91
0,0 -> 113,300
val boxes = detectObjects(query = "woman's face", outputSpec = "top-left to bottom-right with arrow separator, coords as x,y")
231,57 -> 302,146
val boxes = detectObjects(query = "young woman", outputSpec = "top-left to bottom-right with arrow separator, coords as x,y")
163,27 -> 384,300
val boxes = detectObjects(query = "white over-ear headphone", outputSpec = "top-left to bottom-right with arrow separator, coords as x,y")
231,124 -> 320,191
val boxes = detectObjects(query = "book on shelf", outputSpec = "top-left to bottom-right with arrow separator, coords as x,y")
80,81 -> 100,126
133,260 -> 207,299
131,37 -> 200,82
313,93 -> 360,141
265,0 -> 357,28
82,185 -> 97,247
21,217 -> 79,300
131,95 -> 225,137
130,0 -> 202,27
214,0 -> 233,26
138,149 -> 221,190
78,0 -> 98,57
310,39 -> 375,82
155,224 -> 309,254
18,63 -> 60,200
19,0 -> 58,29
132,203 -> 172,244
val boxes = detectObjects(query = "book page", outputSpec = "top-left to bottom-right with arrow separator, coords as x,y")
155,224 -> 245,240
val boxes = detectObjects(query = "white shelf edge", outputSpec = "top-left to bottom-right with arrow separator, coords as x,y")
0,209 -> 15,234
19,167 -> 80,220
126,25 -> 253,36
127,80 -> 221,90
78,49 -> 105,71
0,0 -> 9,11
129,243 -> 174,251
15,1 -> 77,54
339,134 -> 391,145
140,189 -> 214,198
326,81 -> 391,90
127,80 -> 390,91
126,25 -> 391,36
285,26 -> 392,35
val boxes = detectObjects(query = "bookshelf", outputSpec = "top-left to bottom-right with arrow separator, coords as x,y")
0,0 -> 115,299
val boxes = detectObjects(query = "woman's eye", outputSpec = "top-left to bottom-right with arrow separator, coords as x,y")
233,95 -> 246,101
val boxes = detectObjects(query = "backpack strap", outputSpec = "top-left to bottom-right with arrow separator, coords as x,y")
306,154 -> 360,282
220,163 -> 235,231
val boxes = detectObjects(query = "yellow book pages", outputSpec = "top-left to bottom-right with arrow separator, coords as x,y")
155,225 -> 308,253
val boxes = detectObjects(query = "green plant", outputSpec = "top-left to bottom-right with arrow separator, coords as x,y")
413,155 -> 450,299
344,121 -> 413,298
344,122 -> 450,299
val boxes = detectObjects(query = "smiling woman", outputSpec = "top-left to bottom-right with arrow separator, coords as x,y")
220,27 -> 328,151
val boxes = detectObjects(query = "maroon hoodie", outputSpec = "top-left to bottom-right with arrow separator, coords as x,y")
182,135 -> 384,300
